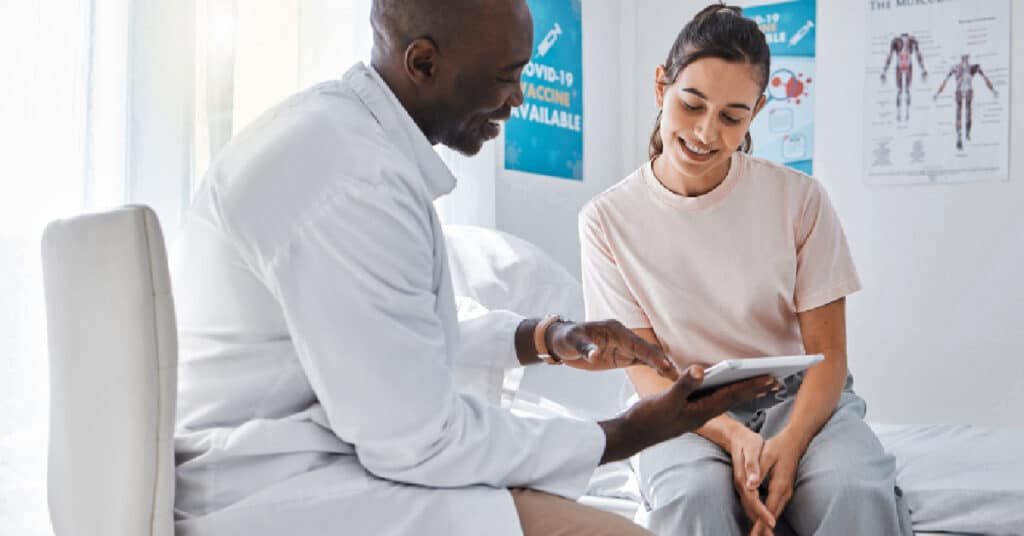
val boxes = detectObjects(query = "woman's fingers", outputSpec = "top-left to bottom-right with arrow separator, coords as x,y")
738,486 -> 776,529
733,443 -> 775,530
733,445 -> 747,486
744,440 -> 764,490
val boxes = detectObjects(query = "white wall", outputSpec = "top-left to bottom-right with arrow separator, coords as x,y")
493,1 -> 637,277
487,1 -> 639,418
816,2 -> 1024,426
621,0 -> 1024,425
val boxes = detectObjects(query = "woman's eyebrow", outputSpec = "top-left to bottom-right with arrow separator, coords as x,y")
682,87 -> 752,111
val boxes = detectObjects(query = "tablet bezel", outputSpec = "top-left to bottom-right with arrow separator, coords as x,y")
693,354 -> 825,394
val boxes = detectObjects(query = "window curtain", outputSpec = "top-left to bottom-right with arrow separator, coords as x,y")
2,2 -> 126,533
0,1 -> 195,533
193,0 -> 374,180
0,1 -> 491,532
195,0 -> 496,228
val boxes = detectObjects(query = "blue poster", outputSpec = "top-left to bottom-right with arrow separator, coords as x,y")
745,0 -> 816,175
505,0 -> 583,180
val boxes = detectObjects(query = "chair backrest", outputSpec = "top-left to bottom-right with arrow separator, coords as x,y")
41,205 -> 176,536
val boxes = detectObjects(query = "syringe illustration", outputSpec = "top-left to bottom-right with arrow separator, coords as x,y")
537,22 -> 562,57
789,20 -> 813,47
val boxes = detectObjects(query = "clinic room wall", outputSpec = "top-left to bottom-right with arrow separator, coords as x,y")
493,1 -> 636,277
627,0 -> 1024,426
491,2 -> 641,417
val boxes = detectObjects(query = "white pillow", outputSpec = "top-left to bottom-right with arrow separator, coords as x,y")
443,225 -> 630,420
443,224 -> 584,319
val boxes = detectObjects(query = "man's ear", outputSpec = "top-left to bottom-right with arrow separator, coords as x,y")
654,65 -> 667,108
404,38 -> 439,86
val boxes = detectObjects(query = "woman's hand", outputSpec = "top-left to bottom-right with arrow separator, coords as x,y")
748,431 -> 806,536
728,428 -> 776,531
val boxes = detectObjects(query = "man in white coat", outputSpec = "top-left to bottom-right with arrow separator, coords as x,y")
171,0 -> 776,534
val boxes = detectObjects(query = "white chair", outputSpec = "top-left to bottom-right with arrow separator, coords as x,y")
41,205 -> 176,536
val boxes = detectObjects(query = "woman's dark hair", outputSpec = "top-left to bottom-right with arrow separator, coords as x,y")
649,3 -> 770,160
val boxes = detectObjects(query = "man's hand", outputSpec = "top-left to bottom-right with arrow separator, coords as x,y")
748,431 -> 805,536
547,319 -> 679,380
599,366 -> 778,464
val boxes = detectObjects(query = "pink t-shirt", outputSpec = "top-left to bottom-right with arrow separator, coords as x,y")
579,151 -> 861,369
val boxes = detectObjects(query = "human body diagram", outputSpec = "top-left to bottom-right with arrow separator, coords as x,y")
881,33 -> 927,121
934,54 -> 998,150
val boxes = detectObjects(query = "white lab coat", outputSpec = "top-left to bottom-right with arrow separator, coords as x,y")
170,63 -> 605,536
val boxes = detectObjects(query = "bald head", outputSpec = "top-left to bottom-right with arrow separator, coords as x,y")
371,0 -> 525,58
368,0 -> 533,155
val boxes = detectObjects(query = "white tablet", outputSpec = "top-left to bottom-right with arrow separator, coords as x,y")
692,354 -> 825,394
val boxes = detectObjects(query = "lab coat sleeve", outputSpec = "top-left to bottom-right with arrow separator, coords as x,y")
452,296 -> 524,405
262,177 -> 605,497
454,296 -> 523,370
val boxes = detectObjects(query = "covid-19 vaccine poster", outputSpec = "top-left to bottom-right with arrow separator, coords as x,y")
504,0 -> 584,180
746,0 -> 816,175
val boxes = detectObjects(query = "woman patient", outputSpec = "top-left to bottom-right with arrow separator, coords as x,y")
579,4 -> 912,535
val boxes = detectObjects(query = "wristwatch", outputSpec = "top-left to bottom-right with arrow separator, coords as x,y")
533,314 -> 564,365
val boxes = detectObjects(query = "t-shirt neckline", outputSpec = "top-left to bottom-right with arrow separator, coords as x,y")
643,152 -> 743,211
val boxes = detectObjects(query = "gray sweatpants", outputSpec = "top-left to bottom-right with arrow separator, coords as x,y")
632,374 -> 912,535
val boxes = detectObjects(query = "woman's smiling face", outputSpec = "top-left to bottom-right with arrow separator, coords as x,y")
655,57 -> 765,183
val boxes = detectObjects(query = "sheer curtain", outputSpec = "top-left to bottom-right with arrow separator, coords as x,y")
0,1 -> 194,533
193,0 -> 374,179
1,2 -> 126,533
0,1 -> 374,533
0,1 -> 487,532
194,0 -> 495,227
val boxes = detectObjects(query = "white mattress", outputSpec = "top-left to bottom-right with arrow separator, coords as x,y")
873,423 -> 1024,536
575,415 -> 1024,534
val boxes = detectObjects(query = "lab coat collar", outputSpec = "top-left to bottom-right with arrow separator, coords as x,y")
345,62 -> 457,200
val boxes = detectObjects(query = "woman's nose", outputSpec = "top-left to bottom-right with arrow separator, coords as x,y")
694,116 -> 716,145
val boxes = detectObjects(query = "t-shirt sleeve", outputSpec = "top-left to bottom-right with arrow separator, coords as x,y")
578,204 -> 651,328
793,180 -> 862,312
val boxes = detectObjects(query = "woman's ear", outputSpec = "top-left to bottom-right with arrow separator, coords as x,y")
654,65 -> 667,108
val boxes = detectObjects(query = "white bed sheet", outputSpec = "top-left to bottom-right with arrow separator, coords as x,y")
576,422 -> 1024,535
873,423 -> 1024,536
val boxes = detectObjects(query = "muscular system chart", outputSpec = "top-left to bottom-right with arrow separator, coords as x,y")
862,0 -> 1010,185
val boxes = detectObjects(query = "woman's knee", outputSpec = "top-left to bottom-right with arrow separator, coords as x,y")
791,462 -> 898,516
645,462 -> 736,513
644,472 -> 744,536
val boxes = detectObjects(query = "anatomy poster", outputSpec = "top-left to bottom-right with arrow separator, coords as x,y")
505,0 -> 583,180
863,0 -> 1011,185
746,0 -> 816,175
